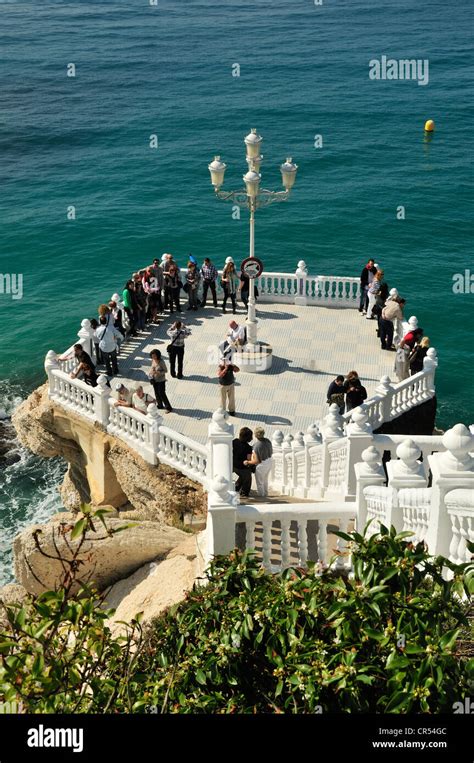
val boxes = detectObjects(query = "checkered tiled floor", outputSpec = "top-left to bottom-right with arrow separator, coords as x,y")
112,303 -> 394,444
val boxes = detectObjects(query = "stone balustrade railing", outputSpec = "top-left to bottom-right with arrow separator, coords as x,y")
215,268 -> 360,308
157,425 -> 208,483
343,350 -> 438,430
269,425 -> 323,498
399,488 -> 432,544
236,503 -> 354,573
446,489 -> 474,566
107,399 -> 159,466
46,362 -> 110,425
353,425 -> 474,574
364,486 -> 395,532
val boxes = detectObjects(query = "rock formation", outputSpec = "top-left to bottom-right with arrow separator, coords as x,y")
14,513 -> 190,596
104,533 -> 206,634
12,384 -> 207,524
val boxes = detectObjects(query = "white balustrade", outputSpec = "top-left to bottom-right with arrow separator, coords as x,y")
158,425 -> 208,484
107,399 -> 157,464
57,344 -> 78,374
398,488 -> 432,543
344,354 -> 438,430
327,439 -> 349,493
363,485 -> 394,535
236,503 -> 354,572
49,368 -> 99,422
445,489 -> 474,565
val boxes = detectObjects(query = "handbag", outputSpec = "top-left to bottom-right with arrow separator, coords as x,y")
166,330 -> 182,353
182,282 -> 189,293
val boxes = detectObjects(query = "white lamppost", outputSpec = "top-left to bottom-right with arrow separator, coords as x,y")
208,128 -> 297,371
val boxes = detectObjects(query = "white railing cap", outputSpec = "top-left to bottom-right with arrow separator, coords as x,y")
445,488 -> 474,510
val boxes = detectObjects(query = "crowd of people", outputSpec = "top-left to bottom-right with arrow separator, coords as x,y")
61,253 -> 257,418
325,259 -> 432,414
62,253 -> 433,497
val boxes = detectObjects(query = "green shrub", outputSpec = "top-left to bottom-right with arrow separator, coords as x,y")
137,526 -> 473,713
0,507 -> 143,713
0,518 -> 472,714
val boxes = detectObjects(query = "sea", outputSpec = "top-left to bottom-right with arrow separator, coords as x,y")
0,0 -> 473,584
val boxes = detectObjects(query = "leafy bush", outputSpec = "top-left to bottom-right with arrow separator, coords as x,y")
137,526 -> 473,713
0,507 -> 143,713
0,518 -> 472,713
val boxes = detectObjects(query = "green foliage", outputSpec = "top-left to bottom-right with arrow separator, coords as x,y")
0,506 -> 142,713
0,519 -> 472,714
137,525 -> 473,714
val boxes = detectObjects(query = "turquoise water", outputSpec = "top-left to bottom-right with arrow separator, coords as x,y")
0,0 -> 473,582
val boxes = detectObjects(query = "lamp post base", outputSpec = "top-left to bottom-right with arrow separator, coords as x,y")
235,342 -> 273,373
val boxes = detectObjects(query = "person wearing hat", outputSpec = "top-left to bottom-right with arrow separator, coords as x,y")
112,382 -> 133,407
221,257 -> 239,314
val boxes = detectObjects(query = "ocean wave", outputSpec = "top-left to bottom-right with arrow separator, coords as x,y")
0,380 -> 66,586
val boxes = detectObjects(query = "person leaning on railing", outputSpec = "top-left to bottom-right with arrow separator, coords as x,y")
380,295 -> 404,351
132,384 -> 155,414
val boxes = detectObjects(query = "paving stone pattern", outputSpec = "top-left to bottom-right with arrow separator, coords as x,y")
113,303 -> 394,444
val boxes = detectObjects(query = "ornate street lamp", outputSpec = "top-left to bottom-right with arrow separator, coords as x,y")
208,128 -> 297,372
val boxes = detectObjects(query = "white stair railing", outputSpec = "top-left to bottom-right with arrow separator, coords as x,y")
236,503 -> 355,573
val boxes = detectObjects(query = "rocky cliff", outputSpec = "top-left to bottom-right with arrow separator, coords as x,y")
12,384 -> 207,524
4,384 -> 209,622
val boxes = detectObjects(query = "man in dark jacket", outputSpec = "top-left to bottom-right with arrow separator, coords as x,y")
326,375 -> 345,414
232,427 -> 253,497
359,259 -> 377,313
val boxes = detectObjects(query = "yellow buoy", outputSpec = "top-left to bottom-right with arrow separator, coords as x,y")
424,119 -> 435,132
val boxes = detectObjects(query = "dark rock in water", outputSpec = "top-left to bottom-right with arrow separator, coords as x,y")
0,417 -> 22,466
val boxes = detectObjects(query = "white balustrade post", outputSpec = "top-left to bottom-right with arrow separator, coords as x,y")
386,439 -> 427,532
145,403 -> 162,465
354,446 -> 386,531
375,375 -> 394,425
282,434 -> 294,495
292,431 -> 306,496
304,423 -> 322,497
321,404 -> 344,494
77,319 -> 95,359
44,350 -> 59,398
206,409 -> 238,561
294,260 -> 308,306
269,430 -> 284,492
423,348 -> 438,394
94,375 -> 111,426
345,406 -> 374,498
426,424 -> 474,558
